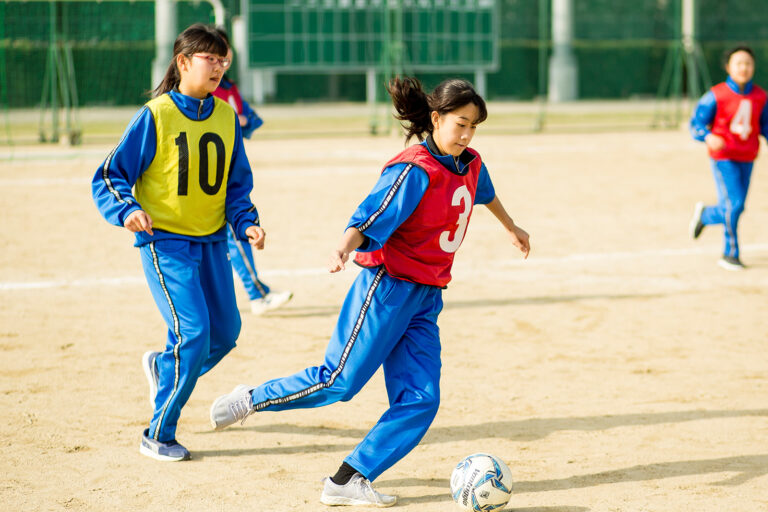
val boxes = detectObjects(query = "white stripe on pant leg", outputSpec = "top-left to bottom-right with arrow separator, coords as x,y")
148,241 -> 183,440
712,163 -> 736,257
253,267 -> 385,411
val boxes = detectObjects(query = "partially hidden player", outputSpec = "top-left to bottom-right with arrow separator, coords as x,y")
212,27 -> 293,314
91,24 -> 265,461
689,45 -> 768,270
209,76 -> 530,506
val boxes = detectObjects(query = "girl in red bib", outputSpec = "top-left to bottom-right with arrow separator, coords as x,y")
689,45 -> 768,270
210,76 -> 530,507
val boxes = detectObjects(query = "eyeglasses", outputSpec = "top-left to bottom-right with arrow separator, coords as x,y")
192,53 -> 231,69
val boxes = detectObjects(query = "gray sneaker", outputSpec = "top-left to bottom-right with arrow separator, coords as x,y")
320,473 -> 396,507
139,428 -> 190,462
210,385 -> 254,430
717,255 -> 746,271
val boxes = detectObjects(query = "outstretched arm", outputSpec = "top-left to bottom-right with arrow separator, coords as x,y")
485,196 -> 530,259
328,227 -> 366,273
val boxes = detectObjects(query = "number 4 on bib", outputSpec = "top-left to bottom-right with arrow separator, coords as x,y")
730,99 -> 753,141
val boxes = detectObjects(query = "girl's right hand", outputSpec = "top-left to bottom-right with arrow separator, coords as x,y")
705,133 -> 725,152
510,224 -> 531,259
328,249 -> 350,273
328,228 -> 364,273
124,210 -> 154,235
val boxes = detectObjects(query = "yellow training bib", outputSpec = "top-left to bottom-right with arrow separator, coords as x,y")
136,94 -> 236,236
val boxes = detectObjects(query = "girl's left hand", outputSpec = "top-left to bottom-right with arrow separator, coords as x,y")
510,224 -> 530,259
246,225 -> 266,249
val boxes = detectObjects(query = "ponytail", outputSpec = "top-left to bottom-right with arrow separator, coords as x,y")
388,76 -> 488,144
387,76 -> 432,144
152,61 -> 181,98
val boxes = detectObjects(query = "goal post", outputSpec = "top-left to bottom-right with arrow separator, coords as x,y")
0,0 -> 223,145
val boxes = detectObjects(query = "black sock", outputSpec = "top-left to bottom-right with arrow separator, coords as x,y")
330,462 -> 360,485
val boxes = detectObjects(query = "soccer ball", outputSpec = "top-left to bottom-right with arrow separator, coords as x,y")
450,453 -> 513,511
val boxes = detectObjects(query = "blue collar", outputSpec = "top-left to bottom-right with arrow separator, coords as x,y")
726,76 -> 753,95
422,134 -> 477,175
168,89 -> 216,120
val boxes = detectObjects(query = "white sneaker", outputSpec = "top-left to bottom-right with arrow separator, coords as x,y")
320,473 -> 397,508
250,290 -> 293,315
210,384 -> 255,430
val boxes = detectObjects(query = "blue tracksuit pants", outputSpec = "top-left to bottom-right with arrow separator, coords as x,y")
227,224 -> 270,300
250,266 -> 443,481
701,159 -> 754,259
140,238 -> 241,442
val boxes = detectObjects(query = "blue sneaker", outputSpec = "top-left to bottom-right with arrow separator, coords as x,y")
142,351 -> 160,407
140,429 -> 190,461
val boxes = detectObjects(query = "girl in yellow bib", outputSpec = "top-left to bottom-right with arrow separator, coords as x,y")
92,24 -> 265,461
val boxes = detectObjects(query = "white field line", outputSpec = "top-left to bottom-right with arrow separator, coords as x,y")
0,168 -> 376,185
0,177 -> 90,186
0,268 -> 329,291
2,243 -> 767,291
495,243 -> 768,267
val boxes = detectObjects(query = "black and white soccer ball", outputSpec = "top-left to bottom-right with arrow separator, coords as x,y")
450,453 -> 513,511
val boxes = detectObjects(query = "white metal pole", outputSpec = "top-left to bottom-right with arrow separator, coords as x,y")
203,0 -> 226,27
547,0 -> 578,102
366,68 -> 377,109
152,0 -> 176,90
232,15 -> 250,96
681,0 -> 695,53
681,0 -> 699,98
474,70 -> 487,99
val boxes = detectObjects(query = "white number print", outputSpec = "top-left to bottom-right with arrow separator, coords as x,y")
730,99 -> 753,141
439,185 -> 472,253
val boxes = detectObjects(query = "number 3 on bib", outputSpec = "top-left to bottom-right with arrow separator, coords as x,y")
439,185 -> 472,253
730,99 -> 753,141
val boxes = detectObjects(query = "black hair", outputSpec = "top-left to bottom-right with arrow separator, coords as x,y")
387,76 -> 488,144
213,26 -> 233,83
151,23 -> 229,97
214,26 -> 230,46
723,45 -> 755,67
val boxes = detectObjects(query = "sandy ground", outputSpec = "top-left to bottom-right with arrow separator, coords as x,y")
1,122 -> 767,512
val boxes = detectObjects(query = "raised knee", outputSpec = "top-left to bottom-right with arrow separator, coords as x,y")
424,395 -> 440,418
410,391 -> 440,419
326,375 -> 362,402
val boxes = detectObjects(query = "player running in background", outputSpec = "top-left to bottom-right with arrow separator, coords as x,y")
689,45 -> 768,270
92,24 -> 265,461
213,27 -> 292,314
209,76 -> 530,506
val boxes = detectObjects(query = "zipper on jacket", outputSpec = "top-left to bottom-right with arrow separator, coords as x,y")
198,99 -> 204,119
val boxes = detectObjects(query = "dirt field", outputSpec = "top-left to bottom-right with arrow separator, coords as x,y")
1,111 -> 767,511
